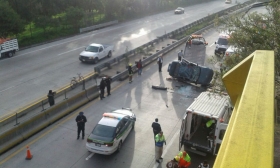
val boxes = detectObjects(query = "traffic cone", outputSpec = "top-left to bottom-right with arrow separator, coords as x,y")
25,146 -> 33,160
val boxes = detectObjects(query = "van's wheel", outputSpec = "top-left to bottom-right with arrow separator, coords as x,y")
117,141 -> 122,152
8,52 -> 14,57
107,51 -> 112,58
94,57 -> 99,64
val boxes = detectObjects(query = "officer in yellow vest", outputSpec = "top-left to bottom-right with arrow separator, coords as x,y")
155,131 -> 166,163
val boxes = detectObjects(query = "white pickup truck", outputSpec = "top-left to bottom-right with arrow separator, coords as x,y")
79,43 -> 114,64
0,38 -> 19,58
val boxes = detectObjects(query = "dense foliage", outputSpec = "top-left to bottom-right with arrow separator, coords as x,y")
0,0 -> 210,41
211,0 -> 279,92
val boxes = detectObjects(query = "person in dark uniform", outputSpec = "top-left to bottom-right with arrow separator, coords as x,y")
47,90 -> 56,106
105,76 -> 112,96
128,63 -> 133,83
152,118 -> 162,138
99,77 -> 106,100
75,112 -> 87,140
157,55 -> 163,72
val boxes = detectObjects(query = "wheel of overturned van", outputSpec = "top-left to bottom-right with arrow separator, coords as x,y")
117,141 -> 122,152
107,51 -> 112,58
8,52 -> 14,57
94,57 -> 99,64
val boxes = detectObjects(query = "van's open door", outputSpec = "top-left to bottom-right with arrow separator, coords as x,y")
179,113 -> 187,150
214,123 -> 228,155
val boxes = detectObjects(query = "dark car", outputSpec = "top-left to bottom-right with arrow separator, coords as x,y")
174,7 -> 184,14
168,59 -> 213,86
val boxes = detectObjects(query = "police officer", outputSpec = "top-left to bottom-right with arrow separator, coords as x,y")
152,118 -> 162,138
75,112 -> 87,140
178,50 -> 184,61
99,77 -> 106,99
47,90 -> 56,106
128,63 -> 133,83
105,76 -> 111,96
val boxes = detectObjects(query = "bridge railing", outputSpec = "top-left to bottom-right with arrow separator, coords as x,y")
214,50 -> 274,167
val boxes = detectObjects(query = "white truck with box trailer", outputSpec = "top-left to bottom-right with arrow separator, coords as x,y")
179,91 -> 233,156
0,38 -> 19,58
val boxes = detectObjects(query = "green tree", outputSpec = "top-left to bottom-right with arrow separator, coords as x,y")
210,1 -> 280,92
64,7 -> 85,31
0,0 -> 24,38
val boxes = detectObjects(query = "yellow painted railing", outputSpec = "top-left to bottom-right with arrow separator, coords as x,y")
214,50 -> 274,167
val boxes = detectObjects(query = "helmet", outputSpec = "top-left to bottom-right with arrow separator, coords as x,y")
129,63 -> 132,66
174,155 -> 180,162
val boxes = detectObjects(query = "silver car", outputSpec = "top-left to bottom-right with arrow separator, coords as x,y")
174,7 -> 184,14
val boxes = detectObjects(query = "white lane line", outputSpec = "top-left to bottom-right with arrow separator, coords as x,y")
85,152 -> 94,160
153,129 -> 180,168
57,46 -> 85,56
209,43 -> 215,47
0,85 -> 16,93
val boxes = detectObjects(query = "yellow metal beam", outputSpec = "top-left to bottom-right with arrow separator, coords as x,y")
214,50 -> 274,167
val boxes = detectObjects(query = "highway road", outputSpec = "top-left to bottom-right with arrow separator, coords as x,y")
0,4 -> 269,166
0,23 -> 224,168
0,0 -> 249,118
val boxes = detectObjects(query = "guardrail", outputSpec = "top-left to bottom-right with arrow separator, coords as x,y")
79,20 -> 118,33
214,50 -> 274,167
0,1 -> 253,155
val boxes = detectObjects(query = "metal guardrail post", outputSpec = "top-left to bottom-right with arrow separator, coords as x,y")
41,101 -> 45,112
14,113 -> 20,126
64,90 -> 68,100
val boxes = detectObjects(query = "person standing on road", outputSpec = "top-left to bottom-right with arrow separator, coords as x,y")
186,36 -> 192,48
75,112 -> 87,140
155,131 -> 166,163
152,118 -> 162,138
178,50 -> 184,61
47,90 -> 56,106
128,63 -> 133,83
99,77 -> 106,100
137,59 -> 143,75
157,55 -> 163,72
105,76 -> 111,96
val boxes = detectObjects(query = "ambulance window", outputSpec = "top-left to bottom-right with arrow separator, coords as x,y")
219,130 -> 226,140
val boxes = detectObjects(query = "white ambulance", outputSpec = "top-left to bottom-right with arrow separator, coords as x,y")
179,91 -> 233,156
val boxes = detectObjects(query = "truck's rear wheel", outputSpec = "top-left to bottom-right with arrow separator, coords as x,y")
107,51 -> 112,58
8,52 -> 14,57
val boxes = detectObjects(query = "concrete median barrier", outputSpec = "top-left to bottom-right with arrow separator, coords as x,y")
86,86 -> 100,101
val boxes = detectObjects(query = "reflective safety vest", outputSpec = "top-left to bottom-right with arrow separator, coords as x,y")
176,151 -> 191,162
155,134 -> 165,147
206,120 -> 215,128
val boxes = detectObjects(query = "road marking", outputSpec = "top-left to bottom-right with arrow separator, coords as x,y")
58,46 -> 85,56
85,152 -> 94,160
209,43 -> 215,47
153,129 -> 180,168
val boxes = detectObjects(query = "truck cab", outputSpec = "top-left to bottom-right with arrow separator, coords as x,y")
179,91 -> 233,156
